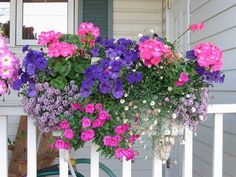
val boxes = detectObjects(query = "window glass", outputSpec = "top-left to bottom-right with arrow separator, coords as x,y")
0,0 -> 10,40
23,0 -> 68,40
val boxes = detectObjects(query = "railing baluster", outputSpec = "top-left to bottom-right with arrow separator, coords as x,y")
152,153 -> 162,177
0,116 -> 8,177
212,113 -> 223,177
183,128 -> 193,177
91,143 -> 99,177
122,157 -> 131,177
27,117 -> 37,177
59,149 -> 69,177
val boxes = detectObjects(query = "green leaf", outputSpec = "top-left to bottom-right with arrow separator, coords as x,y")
50,76 -> 67,90
54,60 -> 72,76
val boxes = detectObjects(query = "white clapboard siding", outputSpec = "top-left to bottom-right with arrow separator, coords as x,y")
113,0 -> 162,39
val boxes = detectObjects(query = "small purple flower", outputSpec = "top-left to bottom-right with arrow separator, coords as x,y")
139,36 -> 149,42
112,79 -> 124,99
99,80 -> 112,94
126,72 -> 143,85
91,47 -> 100,57
186,50 -> 197,60
12,79 -> 23,91
22,45 -> 29,53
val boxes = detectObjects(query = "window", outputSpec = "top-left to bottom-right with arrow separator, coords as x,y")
0,0 -> 10,41
17,0 -> 75,45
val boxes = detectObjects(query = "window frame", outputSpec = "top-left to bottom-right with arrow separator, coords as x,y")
16,0 -> 75,45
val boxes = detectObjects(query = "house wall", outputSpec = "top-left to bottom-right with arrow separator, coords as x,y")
113,0 -> 162,39
190,0 -> 236,177
2,0 -> 163,176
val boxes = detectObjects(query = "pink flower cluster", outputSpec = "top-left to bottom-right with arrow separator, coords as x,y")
76,103 -> 111,142
115,148 -> 135,161
189,22 -> 204,32
38,31 -> 61,45
48,42 -> 76,58
193,43 -> 223,71
176,72 -> 189,87
103,135 -> 120,147
53,119 -> 74,150
138,39 -> 171,67
115,123 -> 129,135
103,123 -> 139,160
77,22 -> 100,38
0,35 -> 20,94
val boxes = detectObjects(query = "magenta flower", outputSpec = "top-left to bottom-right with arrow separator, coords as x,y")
0,80 -> 7,94
124,148 -> 135,161
95,103 -> 103,111
60,119 -> 70,129
81,116 -> 92,128
71,103 -> 82,110
0,66 -> 14,79
92,118 -> 105,128
63,128 -> 74,139
115,148 -> 125,159
55,139 -> 65,149
84,103 -> 95,114
176,72 -> 189,86
115,123 -> 129,135
129,134 -> 140,144
103,135 -> 120,147
81,129 -> 95,142
63,142 -> 72,150
98,110 -> 110,120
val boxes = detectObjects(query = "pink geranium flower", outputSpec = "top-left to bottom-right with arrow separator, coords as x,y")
63,128 -> 74,139
176,72 -> 189,86
55,139 -> 65,149
0,80 -> 7,94
81,129 -> 95,142
193,42 -> 223,71
60,119 -> 70,129
139,39 -> 171,67
190,22 -> 204,32
81,116 -> 92,128
115,148 -> 125,159
38,31 -> 62,45
84,103 -> 95,114
77,22 -> 100,38
48,42 -> 76,58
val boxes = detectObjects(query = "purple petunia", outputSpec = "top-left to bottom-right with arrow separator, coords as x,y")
126,72 -> 143,85
99,80 -> 112,94
186,50 -> 197,60
91,47 -> 100,57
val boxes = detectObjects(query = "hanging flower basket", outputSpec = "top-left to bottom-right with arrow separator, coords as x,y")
3,21 -> 224,161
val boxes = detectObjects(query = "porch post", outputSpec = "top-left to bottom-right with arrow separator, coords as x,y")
0,116 -> 8,177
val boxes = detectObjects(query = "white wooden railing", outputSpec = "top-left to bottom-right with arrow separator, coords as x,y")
0,104 -> 236,177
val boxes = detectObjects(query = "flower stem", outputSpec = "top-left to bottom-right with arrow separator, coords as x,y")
172,28 -> 190,46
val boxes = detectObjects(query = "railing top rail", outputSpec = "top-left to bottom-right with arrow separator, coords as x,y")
0,104 -> 236,116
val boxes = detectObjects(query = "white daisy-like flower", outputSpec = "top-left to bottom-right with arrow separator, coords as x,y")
124,93 -> 128,97
168,87 -> 172,91
120,99 -> 125,104
142,100 -> 147,104
133,105 -> 137,109
191,107 -> 196,113
150,101 -> 155,106
172,113 -> 177,119
199,115 -> 204,121
124,106 -> 129,111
